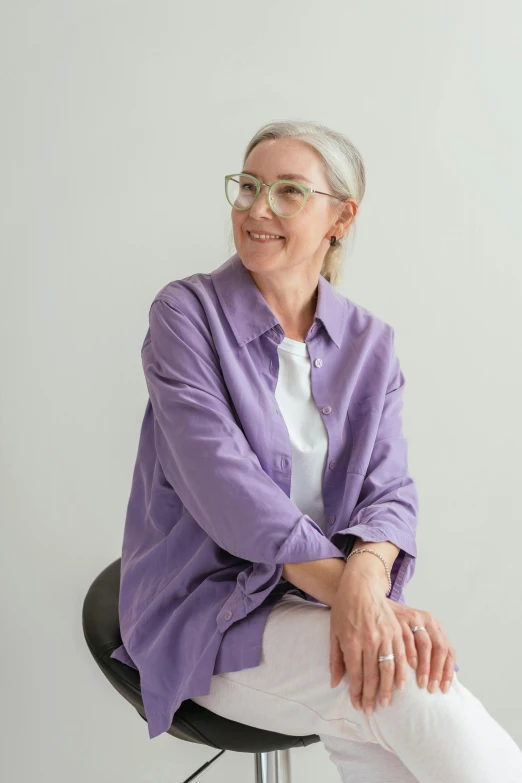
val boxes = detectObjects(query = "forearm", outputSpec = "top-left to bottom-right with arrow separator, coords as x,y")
282,557 -> 346,606
282,537 -> 401,606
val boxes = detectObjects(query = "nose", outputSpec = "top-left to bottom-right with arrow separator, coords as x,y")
248,184 -> 274,219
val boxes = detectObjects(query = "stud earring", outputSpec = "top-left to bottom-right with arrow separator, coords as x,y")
330,235 -> 337,246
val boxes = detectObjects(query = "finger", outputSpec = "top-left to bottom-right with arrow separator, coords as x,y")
377,642 -> 396,709
329,633 -> 345,689
344,645 -> 364,712
414,627 -> 432,689
392,630 -> 409,694
427,629 -> 449,693
400,619 -> 419,670
440,647 -> 457,694
361,642 -> 382,716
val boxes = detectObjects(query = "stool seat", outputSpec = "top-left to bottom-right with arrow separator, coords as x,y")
82,559 -> 321,754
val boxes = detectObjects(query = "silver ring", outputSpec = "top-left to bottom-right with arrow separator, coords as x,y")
378,653 -> 395,662
410,625 -> 427,633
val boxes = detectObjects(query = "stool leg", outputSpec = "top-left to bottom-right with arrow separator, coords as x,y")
254,750 -> 292,783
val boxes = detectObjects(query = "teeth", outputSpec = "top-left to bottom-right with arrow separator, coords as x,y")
249,232 -> 283,239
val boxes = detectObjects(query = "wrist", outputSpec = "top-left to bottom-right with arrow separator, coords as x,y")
342,551 -> 390,593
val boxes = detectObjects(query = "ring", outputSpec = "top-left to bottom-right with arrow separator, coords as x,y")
377,626 -> 428,662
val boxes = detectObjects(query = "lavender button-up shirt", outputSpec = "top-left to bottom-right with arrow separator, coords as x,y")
110,251 -> 459,740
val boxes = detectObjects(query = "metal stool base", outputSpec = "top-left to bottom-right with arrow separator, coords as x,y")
179,748 -> 292,783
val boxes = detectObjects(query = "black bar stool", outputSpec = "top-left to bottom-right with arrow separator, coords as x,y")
82,559 -> 320,782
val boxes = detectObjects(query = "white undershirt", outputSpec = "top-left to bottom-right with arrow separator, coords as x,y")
274,336 -> 329,536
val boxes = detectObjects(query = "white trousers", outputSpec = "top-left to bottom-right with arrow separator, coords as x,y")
191,593 -> 522,782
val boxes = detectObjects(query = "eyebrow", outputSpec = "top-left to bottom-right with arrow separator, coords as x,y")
241,170 -> 313,185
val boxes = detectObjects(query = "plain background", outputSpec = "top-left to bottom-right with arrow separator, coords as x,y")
2,1 -> 521,781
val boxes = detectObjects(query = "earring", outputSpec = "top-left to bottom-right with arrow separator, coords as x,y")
330,235 -> 337,246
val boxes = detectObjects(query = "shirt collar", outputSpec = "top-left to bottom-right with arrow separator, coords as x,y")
211,252 -> 347,349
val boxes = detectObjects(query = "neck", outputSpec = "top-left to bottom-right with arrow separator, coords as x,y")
277,290 -> 318,342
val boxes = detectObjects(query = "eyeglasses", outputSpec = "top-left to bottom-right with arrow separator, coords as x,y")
225,173 -> 347,219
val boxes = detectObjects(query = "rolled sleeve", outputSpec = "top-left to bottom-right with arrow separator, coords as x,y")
143,297 -> 346,567
331,329 -> 418,599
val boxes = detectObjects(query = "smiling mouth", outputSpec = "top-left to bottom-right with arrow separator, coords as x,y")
247,231 -> 285,242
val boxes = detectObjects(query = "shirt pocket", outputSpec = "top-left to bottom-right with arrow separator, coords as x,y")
346,396 -> 381,474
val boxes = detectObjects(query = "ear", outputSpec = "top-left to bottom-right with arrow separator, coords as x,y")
334,199 -> 358,236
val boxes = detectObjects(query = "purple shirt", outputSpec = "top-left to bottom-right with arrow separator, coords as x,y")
111,251 -> 459,740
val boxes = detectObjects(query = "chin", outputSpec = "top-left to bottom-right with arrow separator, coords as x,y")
240,247 -> 282,266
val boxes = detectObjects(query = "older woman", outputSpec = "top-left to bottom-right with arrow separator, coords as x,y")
111,120 -> 522,781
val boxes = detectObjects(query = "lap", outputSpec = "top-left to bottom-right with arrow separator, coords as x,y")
192,592 -> 466,745
191,594 -> 522,782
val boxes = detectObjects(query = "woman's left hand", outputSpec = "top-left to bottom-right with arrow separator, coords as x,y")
329,570 -> 410,714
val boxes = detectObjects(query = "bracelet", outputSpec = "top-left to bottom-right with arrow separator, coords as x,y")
345,547 -> 392,597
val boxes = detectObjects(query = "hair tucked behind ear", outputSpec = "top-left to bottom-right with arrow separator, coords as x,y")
227,119 -> 366,287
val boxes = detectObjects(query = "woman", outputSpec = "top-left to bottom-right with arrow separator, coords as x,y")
111,120 -> 522,781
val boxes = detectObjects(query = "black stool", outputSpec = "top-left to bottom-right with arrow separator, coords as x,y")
82,559 -> 320,782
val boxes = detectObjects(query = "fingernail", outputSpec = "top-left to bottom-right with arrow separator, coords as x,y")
381,697 -> 389,709
354,700 -> 362,711
364,705 -> 373,716
441,680 -> 451,693
419,674 -> 428,688
429,680 -> 439,693
397,679 -> 406,692
411,657 -> 418,670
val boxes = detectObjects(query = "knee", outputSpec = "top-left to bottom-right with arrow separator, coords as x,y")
379,662 -> 456,717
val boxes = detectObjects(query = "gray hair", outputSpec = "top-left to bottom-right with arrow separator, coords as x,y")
227,119 -> 366,287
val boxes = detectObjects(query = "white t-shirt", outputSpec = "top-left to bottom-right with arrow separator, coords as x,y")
275,336 -> 329,537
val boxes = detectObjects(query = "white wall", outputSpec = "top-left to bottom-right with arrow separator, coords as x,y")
1,1 -> 521,780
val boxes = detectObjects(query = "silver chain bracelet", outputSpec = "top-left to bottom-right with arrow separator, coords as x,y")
345,547 -> 392,597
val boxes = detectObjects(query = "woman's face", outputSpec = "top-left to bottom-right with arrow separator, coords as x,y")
231,137 -> 355,275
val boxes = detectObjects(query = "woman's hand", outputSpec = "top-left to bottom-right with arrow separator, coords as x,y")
329,569 -> 409,714
330,569 -> 457,714
387,598 -> 457,697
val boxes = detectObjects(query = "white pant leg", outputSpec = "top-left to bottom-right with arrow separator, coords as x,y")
191,593 -> 522,782
362,660 -> 522,783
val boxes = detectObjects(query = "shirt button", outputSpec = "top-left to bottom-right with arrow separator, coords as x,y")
329,460 -> 336,469
328,515 -> 336,525
224,610 -> 232,621
322,405 -> 332,414
310,324 -> 317,334
314,358 -> 323,368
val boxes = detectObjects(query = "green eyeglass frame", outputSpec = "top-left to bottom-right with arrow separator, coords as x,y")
224,173 -> 347,218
